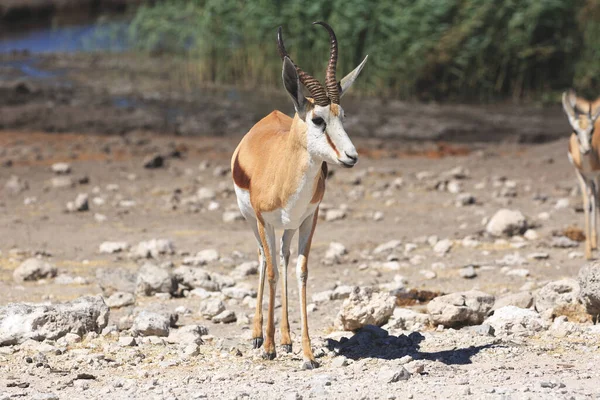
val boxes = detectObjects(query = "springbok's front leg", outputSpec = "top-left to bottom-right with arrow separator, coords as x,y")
576,170 -> 593,259
592,178 -> 599,250
280,229 -> 295,353
256,218 -> 278,359
251,239 -> 266,349
296,210 -> 319,369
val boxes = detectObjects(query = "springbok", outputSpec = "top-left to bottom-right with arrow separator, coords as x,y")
562,89 -> 600,259
231,22 -> 367,368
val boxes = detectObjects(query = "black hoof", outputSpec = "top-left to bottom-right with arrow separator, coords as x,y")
281,344 -> 293,353
252,337 -> 264,349
301,360 -> 319,370
262,351 -> 276,360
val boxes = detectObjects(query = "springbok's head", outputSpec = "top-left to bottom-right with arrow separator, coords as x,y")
562,89 -> 600,155
278,22 -> 367,168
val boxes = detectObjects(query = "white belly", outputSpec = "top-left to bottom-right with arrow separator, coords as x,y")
233,184 -> 319,230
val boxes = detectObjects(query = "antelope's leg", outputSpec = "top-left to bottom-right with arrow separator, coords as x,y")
296,210 -> 319,370
250,220 -> 266,349
280,229 -> 296,353
257,218 -> 278,359
576,170 -> 593,260
592,178 -> 599,250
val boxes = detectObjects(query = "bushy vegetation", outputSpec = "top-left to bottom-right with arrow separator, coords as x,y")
127,0 -> 600,102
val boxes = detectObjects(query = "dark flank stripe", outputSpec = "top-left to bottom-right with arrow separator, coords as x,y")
232,153 -> 251,189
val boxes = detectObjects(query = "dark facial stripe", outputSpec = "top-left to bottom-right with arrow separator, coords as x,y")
325,131 -> 340,157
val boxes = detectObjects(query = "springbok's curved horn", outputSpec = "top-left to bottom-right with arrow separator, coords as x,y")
277,26 -> 329,107
313,21 -> 339,104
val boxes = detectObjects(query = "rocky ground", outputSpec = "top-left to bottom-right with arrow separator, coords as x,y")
1,127 -> 600,399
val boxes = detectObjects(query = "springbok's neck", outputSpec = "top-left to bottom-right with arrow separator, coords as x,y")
288,113 -> 323,174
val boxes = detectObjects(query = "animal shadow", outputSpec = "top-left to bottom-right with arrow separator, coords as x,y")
325,325 -> 498,365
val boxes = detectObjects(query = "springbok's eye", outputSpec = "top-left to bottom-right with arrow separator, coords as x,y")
312,117 -> 325,126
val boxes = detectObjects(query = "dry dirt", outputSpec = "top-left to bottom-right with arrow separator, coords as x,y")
1,127 -> 600,399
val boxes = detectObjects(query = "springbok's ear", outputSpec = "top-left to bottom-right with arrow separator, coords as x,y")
282,56 -> 306,119
562,90 -> 578,126
339,55 -> 368,99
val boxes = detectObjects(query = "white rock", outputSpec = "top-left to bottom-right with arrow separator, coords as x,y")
427,290 -> 494,327
506,268 -> 530,277
66,193 -> 89,212
232,261 -> 258,278
99,241 -> 129,254
212,310 -> 236,323
135,263 -> 176,296
335,287 -> 395,330
524,229 -> 539,241
331,285 -> 353,300
132,311 -> 170,337
131,239 -> 175,259
485,306 -> 545,335
13,258 -> 57,282
200,299 -> 226,319
486,209 -> 528,237
373,240 -> 402,254
325,209 -> 346,222
325,242 -> 347,262
312,290 -> 333,304
555,198 -> 570,209
0,296 -> 109,345
105,292 -> 135,308
222,210 -> 244,223
51,162 -> 71,174
197,187 -> 216,200
433,239 -> 453,255
535,279 -> 580,314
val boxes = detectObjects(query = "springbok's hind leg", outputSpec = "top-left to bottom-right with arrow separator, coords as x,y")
280,229 -> 295,353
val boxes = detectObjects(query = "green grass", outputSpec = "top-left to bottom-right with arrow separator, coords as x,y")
126,0 -> 600,102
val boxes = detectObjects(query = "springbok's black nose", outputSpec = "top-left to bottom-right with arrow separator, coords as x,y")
345,152 -> 358,163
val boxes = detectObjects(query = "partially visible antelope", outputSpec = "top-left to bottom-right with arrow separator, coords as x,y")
562,90 -> 600,259
231,22 -> 367,368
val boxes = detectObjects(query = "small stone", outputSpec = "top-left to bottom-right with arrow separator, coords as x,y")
99,241 -> 129,254
524,229 -> 539,241
51,176 -> 74,189
331,356 -> 348,367
13,258 -> 57,282
486,209 -> 528,237
459,265 -> 477,279
433,239 -> 453,255
135,262 -> 176,296
535,279 -> 580,314
373,240 -> 402,254
222,210 -> 244,223
427,290 -> 494,328
200,299 -> 226,319
212,310 -> 236,324
325,242 -> 347,261
118,336 -> 136,347
336,287 -> 395,330
5,175 -> 28,193
143,154 -> 164,169
105,292 -> 135,308
131,312 -> 170,337
325,209 -> 346,222
51,162 -> 71,174
551,236 -> 579,248
380,366 -> 411,383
